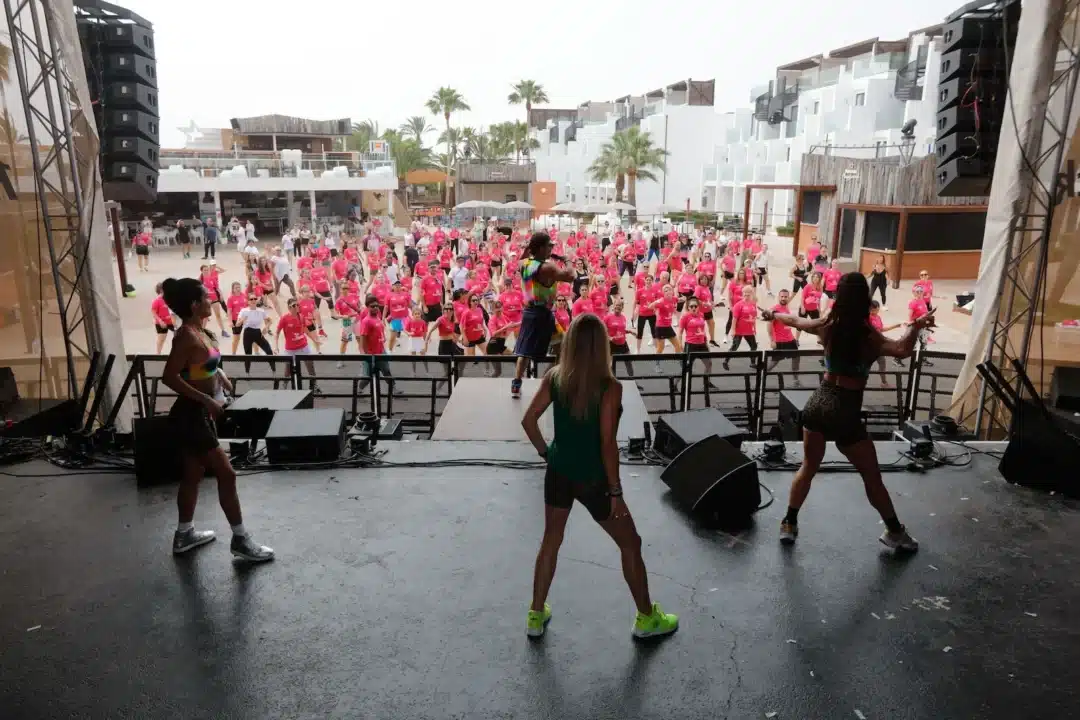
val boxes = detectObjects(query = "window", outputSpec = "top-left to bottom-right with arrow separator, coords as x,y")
505,193 -> 517,203
854,93 -> 866,107
813,101 -> 820,114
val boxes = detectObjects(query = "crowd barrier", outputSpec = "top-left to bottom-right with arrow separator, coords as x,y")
122,348 -> 963,439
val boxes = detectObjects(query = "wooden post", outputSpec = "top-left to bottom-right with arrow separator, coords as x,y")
763,200 -> 769,233
742,186 -> 751,239
792,187 -> 804,258
109,205 -> 131,294
894,208 -> 910,289
831,204 -> 842,258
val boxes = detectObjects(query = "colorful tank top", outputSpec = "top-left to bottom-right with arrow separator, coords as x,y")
521,259 -> 558,307
181,330 -> 222,381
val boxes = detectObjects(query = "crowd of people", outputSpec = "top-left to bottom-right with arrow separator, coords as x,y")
150,217 -> 942,395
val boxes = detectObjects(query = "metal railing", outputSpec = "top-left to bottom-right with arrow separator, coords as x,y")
894,58 -> 927,101
121,349 -> 966,440
159,151 -> 395,178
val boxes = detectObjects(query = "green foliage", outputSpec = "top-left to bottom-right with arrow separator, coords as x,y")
776,221 -> 796,237
588,127 -> 669,208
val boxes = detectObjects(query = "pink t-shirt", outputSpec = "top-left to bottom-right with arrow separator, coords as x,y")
359,314 -> 387,354
802,286 -> 822,312
772,304 -> 795,343
908,299 -> 928,323
731,300 -> 758,337
655,297 -> 676,328
680,312 -> 707,345
823,269 -> 842,292
869,314 -> 884,332
151,296 -> 172,325
604,313 -> 628,345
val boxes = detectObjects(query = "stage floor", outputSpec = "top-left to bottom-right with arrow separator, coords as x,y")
1,442 -> 1077,720
432,378 -> 650,441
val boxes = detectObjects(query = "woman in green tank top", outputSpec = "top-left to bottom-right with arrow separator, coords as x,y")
520,313 -> 678,640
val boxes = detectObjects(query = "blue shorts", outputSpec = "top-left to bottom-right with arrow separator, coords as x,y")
390,318 -> 404,333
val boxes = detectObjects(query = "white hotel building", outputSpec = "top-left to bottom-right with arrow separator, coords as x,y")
530,25 -> 944,230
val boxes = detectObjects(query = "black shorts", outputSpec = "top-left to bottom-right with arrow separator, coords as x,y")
437,338 -> 462,356
654,326 -> 676,340
155,323 -> 175,335
231,324 -> 242,336
487,338 -> 507,354
775,340 -> 799,351
636,315 -> 656,339
424,304 -> 442,322
169,397 -> 219,456
685,342 -> 709,354
802,383 -> 868,447
704,311 -> 714,321
824,290 -> 836,299
514,305 -> 556,361
543,465 -> 611,522
490,259 -> 502,268
610,341 -> 630,355
466,337 -> 484,348
755,267 -> 768,277
800,308 -> 821,320
723,270 -> 735,280
135,245 -> 150,256
306,323 -> 317,333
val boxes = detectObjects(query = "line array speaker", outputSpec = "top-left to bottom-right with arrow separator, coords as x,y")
934,1 -> 1020,197
76,5 -> 158,203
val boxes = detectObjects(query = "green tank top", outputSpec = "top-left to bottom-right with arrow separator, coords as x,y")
547,375 -> 612,484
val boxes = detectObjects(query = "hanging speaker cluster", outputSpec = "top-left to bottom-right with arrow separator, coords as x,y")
75,2 -> 159,203
934,0 -> 1020,197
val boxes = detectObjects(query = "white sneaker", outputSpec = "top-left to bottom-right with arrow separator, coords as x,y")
879,527 -> 919,552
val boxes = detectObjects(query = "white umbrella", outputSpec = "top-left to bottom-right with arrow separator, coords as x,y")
454,200 -> 484,209
580,204 -> 610,214
503,200 -> 533,210
609,201 -> 636,212
550,202 -> 580,213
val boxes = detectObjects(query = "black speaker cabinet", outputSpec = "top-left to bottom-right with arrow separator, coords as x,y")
106,109 -> 159,142
134,416 -> 182,487
106,136 -> 158,169
936,158 -> 993,197
104,81 -> 158,115
653,408 -> 746,458
660,434 -> 760,523
104,162 -> 157,202
1050,367 -> 1080,413
104,52 -> 157,87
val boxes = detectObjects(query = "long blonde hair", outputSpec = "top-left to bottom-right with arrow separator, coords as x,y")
551,313 -> 615,419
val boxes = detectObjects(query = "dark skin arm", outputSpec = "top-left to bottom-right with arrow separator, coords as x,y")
535,260 -> 576,286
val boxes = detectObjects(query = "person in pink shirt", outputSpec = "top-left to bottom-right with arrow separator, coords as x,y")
798,272 -> 824,342
335,290 -> 362,357
403,305 -> 429,356
913,270 -> 936,311
651,284 -> 680,353
358,294 -> 394,384
571,294 -> 594,318
151,282 -> 177,353
498,276 -> 525,338
420,262 -> 446,327
199,264 -> 230,336
676,269 -> 697,311
485,299 -> 521,361
693,273 -> 720,346
723,284 -> 760,370
723,276 -> 744,342
224,282 -> 247,353
821,259 -> 843,312
678,297 -> 712,372
460,293 -> 488,355
806,236 -> 822,267
133,229 -> 152,272
719,251 -> 738,294
765,288 -> 802,378
385,280 -> 412,352
604,296 -> 631,356
632,275 -> 660,353
869,300 -> 903,386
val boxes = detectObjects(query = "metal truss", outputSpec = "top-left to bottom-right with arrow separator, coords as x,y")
3,0 -> 97,397
975,0 -> 1080,438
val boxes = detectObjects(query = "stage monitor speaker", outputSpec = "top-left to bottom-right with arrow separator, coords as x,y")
265,408 -> 346,465
653,408 -> 746,458
660,434 -> 761,524
1050,367 -> 1080,413
999,399 -> 1080,499
104,162 -> 157,202
778,389 -> 815,441
133,416 -> 181,487
936,158 -> 993,197
220,389 -> 314,439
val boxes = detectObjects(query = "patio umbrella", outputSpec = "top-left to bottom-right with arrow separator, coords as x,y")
502,200 -> 533,210
609,201 -> 636,212
454,200 -> 484,209
549,202 -> 579,213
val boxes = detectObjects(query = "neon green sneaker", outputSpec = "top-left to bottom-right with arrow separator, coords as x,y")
632,602 -> 679,639
526,603 -> 552,638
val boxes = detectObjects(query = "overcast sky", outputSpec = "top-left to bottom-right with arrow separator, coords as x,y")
117,0 -> 958,149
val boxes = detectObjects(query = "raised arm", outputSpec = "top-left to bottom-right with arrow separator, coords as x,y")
760,308 -> 827,335
878,311 -> 936,358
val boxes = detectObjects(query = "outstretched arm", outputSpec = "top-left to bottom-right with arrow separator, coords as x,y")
760,308 -> 827,335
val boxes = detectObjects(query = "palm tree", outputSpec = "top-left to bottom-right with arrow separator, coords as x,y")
399,115 -> 433,145
425,87 -> 470,204
588,144 -> 626,203
508,80 -> 549,128
349,119 -> 380,152
594,127 -> 668,214
438,127 -> 463,167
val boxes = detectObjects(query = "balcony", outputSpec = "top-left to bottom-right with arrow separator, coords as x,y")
158,150 -> 393,178
458,161 -> 536,184
894,46 -> 928,101
615,110 -> 643,132
549,125 -> 559,143
564,122 -> 579,143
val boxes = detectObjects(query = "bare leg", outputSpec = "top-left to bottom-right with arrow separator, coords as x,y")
177,454 -> 203,523
531,505 -> 571,611
836,439 -> 899,521
788,429 -> 827,510
201,447 -> 243,525
515,356 -> 528,381
599,508 -> 652,614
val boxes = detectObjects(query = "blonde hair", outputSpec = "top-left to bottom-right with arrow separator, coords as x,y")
551,313 -> 615,419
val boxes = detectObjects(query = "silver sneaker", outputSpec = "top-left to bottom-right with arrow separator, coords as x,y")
879,527 -> 919,552
173,528 -> 216,554
230,535 -> 275,562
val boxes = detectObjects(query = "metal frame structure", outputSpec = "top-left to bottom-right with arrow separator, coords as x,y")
976,0 -> 1080,438
3,0 -> 97,397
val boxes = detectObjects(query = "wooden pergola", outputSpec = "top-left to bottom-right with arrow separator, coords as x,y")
831,203 -> 989,288
739,183 -> 837,256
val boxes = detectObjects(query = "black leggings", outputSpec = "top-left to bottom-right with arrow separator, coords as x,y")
729,335 -> 758,351
203,240 -> 216,259
242,327 -> 272,371
871,279 -> 887,305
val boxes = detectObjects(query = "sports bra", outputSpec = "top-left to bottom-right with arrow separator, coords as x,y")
181,329 -> 222,381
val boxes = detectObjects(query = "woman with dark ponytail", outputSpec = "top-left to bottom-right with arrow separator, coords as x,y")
509,232 -> 575,399
762,273 -> 936,552
160,277 -> 274,563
